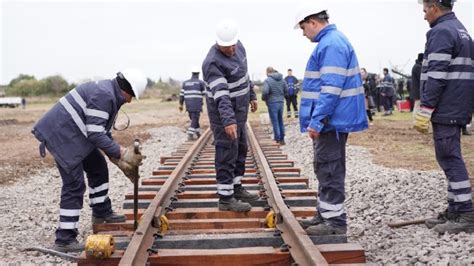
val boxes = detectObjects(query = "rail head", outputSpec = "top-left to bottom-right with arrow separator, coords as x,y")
119,129 -> 212,266
246,123 -> 328,266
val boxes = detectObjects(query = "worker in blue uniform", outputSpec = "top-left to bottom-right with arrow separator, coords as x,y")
294,6 -> 368,235
415,0 -> 474,234
32,69 -> 147,252
179,67 -> 206,140
202,19 -> 259,212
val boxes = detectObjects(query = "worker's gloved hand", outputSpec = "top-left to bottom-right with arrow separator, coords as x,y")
122,147 -> 146,167
414,106 -> 434,134
110,147 -> 146,183
178,105 -> 183,112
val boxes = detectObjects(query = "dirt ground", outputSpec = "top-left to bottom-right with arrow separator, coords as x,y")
1,99 -> 473,185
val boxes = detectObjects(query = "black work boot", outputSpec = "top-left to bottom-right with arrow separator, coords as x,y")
92,211 -> 126,224
305,222 -> 347,235
187,133 -> 194,141
196,131 -> 201,138
53,240 -> 84,253
218,197 -> 251,212
425,209 -> 459,229
234,185 -> 259,203
299,213 -> 324,229
433,211 -> 474,234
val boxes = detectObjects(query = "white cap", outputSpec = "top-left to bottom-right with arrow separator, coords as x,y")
216,19 -> 239,46
294,5 -> 327,29
191,66 -> 201,73
120,68 -> 147,100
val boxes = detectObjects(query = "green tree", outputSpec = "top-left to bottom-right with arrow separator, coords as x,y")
8,74 -> 36,87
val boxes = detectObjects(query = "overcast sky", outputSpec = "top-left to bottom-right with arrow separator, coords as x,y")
1,0 -> 473,85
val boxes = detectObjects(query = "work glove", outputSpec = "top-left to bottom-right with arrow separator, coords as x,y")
414,106 -> 434,134
178,105 -> 183,112
111,147 -> 146,183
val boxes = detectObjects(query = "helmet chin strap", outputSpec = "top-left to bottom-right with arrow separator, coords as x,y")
113,109 -> 130,131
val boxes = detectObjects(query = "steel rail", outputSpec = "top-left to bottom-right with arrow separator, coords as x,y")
119,128 -> 212,266
246,123 -> 329,266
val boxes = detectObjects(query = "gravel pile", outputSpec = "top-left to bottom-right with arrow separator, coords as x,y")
281,122 -> 474,264
0,126 -> 186,264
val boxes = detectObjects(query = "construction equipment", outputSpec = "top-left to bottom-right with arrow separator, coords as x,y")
132,139 -> 141,230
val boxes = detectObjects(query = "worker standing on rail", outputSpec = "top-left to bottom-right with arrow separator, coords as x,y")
202,19 -> 259,212
414,0 -> 474,234
294,5 -> 368,235
31,69 -> 147,252
179,67 -> 206,141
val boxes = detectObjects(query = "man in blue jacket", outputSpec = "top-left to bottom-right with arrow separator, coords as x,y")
380,68 -> 395,116
294,6 -> 368,235
179,67 -> 206,140
32,69 -> 147,252
415,0 -> 474,234
284,69 -> 299,118
202,19 -> 259,212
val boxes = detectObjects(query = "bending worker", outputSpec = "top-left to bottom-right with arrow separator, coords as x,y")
32,69 -> 147,252
202,19 -> 259,212
179,67 -> 206,140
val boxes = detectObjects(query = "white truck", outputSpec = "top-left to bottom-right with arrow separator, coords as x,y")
0,97 -> 23,108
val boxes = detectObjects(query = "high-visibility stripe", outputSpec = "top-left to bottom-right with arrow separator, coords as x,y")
89,183 -> 109,194
217,184 -> 234,190
233,176 -> 243,185
184,90 -> 203,94
301,86 -> 364,100
321,86 -> 342,95
217,190 -> 234,196
214,90 -> 230,99
228,73 -> 248,89
318,200 -> 344,211
421,71 -> 473,80
449,180 -> 472,190
230,86 -> 249,98
59,222 -> 79,229
86,124 -> 105,133
427,53 -> 452,61
320,66 -> 360,76
59,97 -> 87,137
209,77 -> 227,90
320,208 -> 345,219
59,209 -> 81,217
185,95 -> 204,99
423,56 -> 472,66
448,192 -> 472,202
70,89 -> 109,120
304,71 -> 320,79
90,195 -> 108,205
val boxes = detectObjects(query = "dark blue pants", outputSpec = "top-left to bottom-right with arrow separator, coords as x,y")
267,101 -> 285,141
187,112 -> 201,136
433,123 -> 473,213
313,131 -> 348,227
383,95 -> 393,112
55,149 -> 112,244
285,95 -> 298,112
211,123 -> 247,198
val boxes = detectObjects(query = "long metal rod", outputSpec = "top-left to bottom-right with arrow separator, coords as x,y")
246,123 -> 328,266
119,129 -> 212,266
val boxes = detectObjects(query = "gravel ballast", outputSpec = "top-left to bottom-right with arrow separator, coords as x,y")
1,123 -> 473,264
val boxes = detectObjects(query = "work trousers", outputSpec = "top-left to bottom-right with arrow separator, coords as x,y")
211,123 -> 248,198
286,95 -> 298,113
313,131 -> 348,227
187,111 -> 201,137
433,123 -> 473,213
55,149 -> 112,244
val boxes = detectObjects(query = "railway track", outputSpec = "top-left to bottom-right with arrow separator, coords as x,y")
78,123 -> 366,265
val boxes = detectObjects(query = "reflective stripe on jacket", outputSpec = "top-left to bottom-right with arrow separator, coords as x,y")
32,79 -> 124,173
300,24 -> 368,133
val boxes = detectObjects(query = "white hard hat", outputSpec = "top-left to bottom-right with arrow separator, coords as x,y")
294,5 -> 327,29
216,19 -> 239,46
191,66 -> 201,73
120,68 -> 147,100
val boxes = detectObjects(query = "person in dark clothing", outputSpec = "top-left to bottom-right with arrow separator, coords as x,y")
415,0 -> 474,234
284,69 -> 299,118
380,68 -> 395,115
31,69 -> 148,252
361,68 -> 373,123
202,19 -> 259,213
263,67 -> 288,144
410,53 -> 423,112
179,67 -> 206,140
